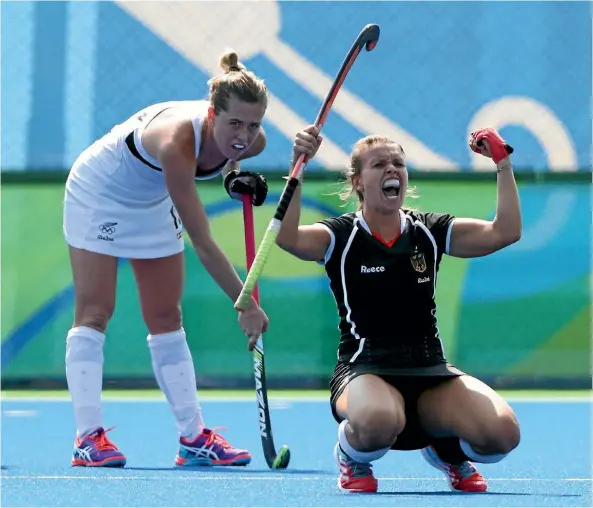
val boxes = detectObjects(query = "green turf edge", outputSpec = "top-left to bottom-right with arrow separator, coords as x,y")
1,389 -> 591,400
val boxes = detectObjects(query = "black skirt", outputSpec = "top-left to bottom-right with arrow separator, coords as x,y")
329,361 -> 465,451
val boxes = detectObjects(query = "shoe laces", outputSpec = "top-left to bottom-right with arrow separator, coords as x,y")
340,452 -> 373,478
450,461 -> 478,479
204,427 -> 232,449
87,426 -> 119,452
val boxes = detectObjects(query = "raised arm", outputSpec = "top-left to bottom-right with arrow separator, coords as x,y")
276,182 -> 333,261
448,128 -> 522,258
275,125 -> 330,262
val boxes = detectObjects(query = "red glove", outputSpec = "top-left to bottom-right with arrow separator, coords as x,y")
470,128 -> 514,164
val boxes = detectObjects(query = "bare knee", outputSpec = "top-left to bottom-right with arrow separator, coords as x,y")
348,405 -> 405,450
494,412 -> 521,453
472,412 -> 521,455
70,248 -> 117,333
131,254 -> 184,335
144,305 -> 182,335
75,302 -> 114,333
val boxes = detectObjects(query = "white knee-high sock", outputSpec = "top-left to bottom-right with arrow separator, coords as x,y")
147,328 -> 204,440
459,438 -> 509,464
65,326 -> 105,437
338,420 -> 390,463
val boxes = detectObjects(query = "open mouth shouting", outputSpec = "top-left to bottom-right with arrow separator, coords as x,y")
382,178 -> 401,199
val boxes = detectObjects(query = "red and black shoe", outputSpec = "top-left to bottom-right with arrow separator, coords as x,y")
421,445 -> 487,492
334,443 -> 378,493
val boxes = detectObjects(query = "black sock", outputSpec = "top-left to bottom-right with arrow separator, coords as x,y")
430,437 -> 471,465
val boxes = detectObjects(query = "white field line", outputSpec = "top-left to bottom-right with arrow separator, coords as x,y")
1,475 -> 591,482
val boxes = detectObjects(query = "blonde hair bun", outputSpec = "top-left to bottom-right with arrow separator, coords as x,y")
218,50 -> 247,73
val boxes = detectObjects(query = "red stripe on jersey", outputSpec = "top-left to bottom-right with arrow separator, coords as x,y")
371,230 -> 401,248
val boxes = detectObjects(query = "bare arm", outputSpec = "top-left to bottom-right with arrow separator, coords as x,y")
276,180 -> 332,262
222,160 -> 240,178
448,158 -> 522,258
147,118 -> 256,306
276,125 -> 329,261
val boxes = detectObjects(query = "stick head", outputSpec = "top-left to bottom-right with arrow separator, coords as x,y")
359,23 -> 380,51
271,445 -> 291,469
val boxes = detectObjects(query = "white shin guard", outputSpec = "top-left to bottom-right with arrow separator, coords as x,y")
65,326 -> 105,437
147,328 -> 203,439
